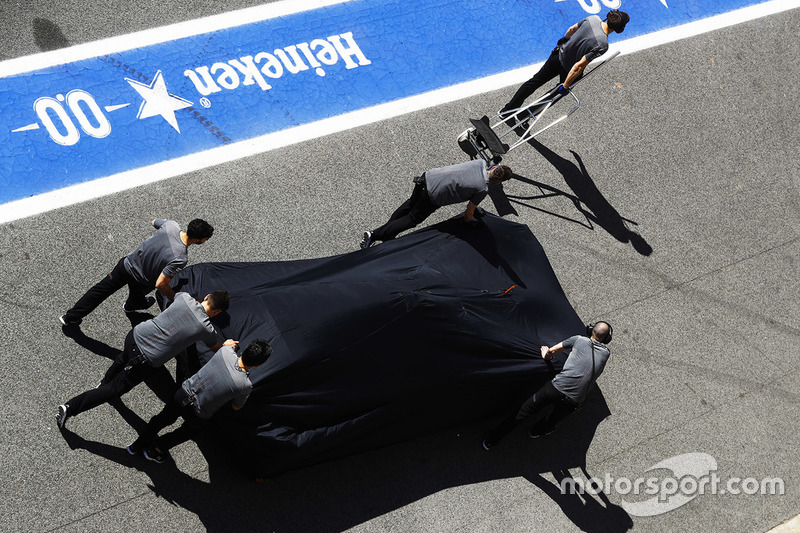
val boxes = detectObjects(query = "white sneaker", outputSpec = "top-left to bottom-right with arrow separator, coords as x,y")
56,404 -> 68,429
360,231 -> 373,249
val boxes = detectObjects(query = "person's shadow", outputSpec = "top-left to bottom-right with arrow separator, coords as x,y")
502,139 -> 652,257
61,386 -> 631,532
517,388 -> 633,532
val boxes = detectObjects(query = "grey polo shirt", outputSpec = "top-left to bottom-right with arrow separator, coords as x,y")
124,219 -> 189,286
551,335 -> 610,404
424,159 -> 489,207
133,292 -> 219,367
558,15 -> 609,71
181,346 -> 252,419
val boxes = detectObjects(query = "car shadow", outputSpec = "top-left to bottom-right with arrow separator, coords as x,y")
61,386 -> 630,532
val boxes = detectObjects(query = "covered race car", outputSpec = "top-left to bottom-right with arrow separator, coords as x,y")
168,214 -> 583,476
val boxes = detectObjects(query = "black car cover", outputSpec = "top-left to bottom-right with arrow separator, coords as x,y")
168,214 -> 583,475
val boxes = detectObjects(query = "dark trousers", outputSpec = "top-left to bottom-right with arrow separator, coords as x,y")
485,380 -> 577,446
66,330 -> 158,417
133,388 -> 207,452
64,257 -> 153,322
500,47 -> 568,115
371,180 -> 439,242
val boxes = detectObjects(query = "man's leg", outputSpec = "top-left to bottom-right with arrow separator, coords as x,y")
516,380 -> 564,419
144,412 -> 208,463
483,379 -> 563,448
62,354 -> 156,421
371,183 -> 437,242
152,414 -> 207,452
124,279 -> 155,311
130,390 -> 186,450
529,394 -> 576,437
100,330 -> 137,385
62,258 -> 130,323
500,48 -> 563,115
386,186 -> 418,222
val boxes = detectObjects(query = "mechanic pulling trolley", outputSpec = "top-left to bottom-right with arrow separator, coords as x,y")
459,10 -> 629,165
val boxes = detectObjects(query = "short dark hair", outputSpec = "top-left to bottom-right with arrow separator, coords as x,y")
186,219 -> 214,240
241,339 -> 272,367
491,165 -> 513,182
206,290 -> 230,312
606,10 -> 629,33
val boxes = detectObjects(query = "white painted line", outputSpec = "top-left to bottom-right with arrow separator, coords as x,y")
0,0 -> 354,78
1,0 -> 798,224
767,514 -> 800,533
617,0 -> 800,56
11,123 -> 40,133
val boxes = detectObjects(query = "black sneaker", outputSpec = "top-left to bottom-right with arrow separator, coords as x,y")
360,231 -> 373,249
123,296 -> 156,313
144,447 -> 168,464
56,404 -> 69,429
514,121 -> 530,137
58,315 -> 81,327
500,109 -> 518,128
126,442 -> 142,455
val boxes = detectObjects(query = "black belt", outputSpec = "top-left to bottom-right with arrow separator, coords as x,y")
176,387 -> 195,408
123,353 -> 147,371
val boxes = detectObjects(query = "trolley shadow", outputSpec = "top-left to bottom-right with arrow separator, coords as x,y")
505,139 -> 652,257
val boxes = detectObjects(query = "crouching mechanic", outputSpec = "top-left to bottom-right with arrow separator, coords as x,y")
482,322 -> 613,449
127,339 -> 272,463
56,291 -> 235,429
59,218 -> 214,327
361,160 -> 513,248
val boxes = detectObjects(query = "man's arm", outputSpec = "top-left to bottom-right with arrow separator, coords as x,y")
155,272 -> 176,301
208,338 -> 239,352
562,56 -> 590,89
231,388 -> 251,411
564,22 -> 580,39
232,397 -> 246,411
463,201 -> 478,222
541,342 -> 566,360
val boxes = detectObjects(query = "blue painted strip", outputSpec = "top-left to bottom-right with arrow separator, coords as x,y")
0,0 -> 773,204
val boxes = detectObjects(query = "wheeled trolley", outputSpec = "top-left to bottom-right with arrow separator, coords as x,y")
458,51 -> 620,164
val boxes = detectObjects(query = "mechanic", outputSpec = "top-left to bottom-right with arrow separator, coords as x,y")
59,218 -> 214,327
56,291 -> 236,430
499,10 -> 629,120
361,160 -> 512,248
127,339 -> 271,464
482,321 -> 613,449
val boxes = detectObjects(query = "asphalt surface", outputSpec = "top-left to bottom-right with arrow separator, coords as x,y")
1,2 -> 799,532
